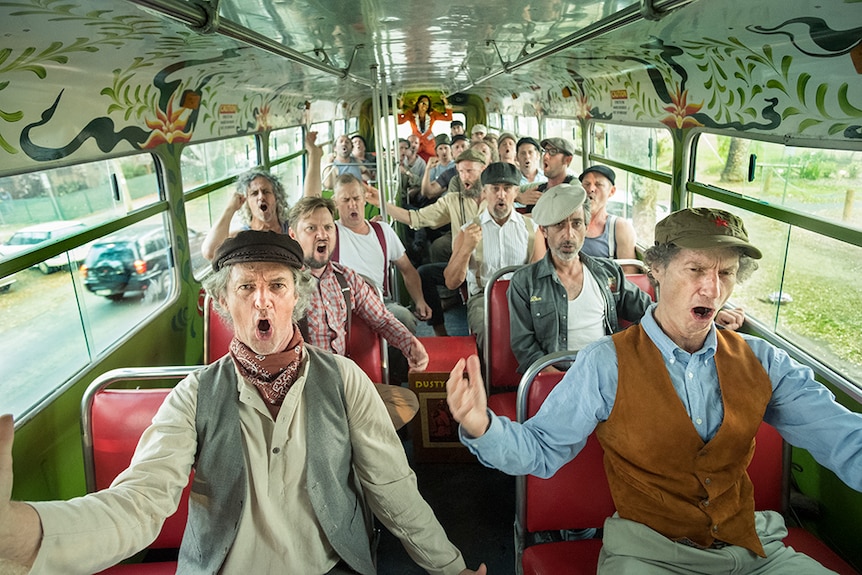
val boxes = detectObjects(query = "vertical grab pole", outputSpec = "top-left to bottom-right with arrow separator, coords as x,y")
370,65 -> 387,220
380,70 -> 399,216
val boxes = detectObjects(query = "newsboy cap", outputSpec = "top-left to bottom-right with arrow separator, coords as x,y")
435,134 -> 451,148
539,137 -> 574,156
213,230 -> 305,272
579,165 -> 616,186
531,183 -> 588,227
471,123 -> 488,134
455,148 -> 487,165
654,207 -> 762,259
480,162 -> 521,186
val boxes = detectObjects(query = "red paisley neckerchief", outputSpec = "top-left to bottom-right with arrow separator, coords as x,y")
229,326 -> 304,406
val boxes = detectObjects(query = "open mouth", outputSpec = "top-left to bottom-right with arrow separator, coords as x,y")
259,203 -> 268,212
692,306 -> 714,320
315,242 -> 328,254
257,319 -> 271,333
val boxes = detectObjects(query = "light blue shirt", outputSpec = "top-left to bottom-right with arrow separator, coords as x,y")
462,304 -> 862,491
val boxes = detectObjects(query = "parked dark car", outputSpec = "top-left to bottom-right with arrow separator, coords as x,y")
80,226 -> 172,301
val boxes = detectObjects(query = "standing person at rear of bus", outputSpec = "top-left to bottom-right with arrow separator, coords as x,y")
515,137 -> 546,186
450,120 -> 465,138
578,165 -> 638,271
497,132 -> 518,166
397,94 -> 453,162
200,168 -> 291,260
448,207 -> 862,575
323,135 -> 368,190
509,184 -> 745,375
331,173 -> 432,331
0,231 -> 487,575
444,162 -> 546,349
514,137 -> 575,213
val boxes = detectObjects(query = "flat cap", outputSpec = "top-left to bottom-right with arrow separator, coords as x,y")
539,137 -> 574,156
213,230 -> 304,272
498,132 -> 517,146
579,165 -> 616,185
654,207 -> 762,259
516,136 -> 541,152
450,120 -> 464,127
456,148 -> 488,165
435,134 -> 451,148
532,183 -> 588,226
480,162 -> 521,186
471,123 -> 488,134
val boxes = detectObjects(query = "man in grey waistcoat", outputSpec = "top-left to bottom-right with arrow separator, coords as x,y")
0,231 -> 486,575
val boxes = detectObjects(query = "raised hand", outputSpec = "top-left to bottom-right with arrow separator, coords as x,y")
446,355 -> 490,438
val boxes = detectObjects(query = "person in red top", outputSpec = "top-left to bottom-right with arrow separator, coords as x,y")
397,94 -> 453,161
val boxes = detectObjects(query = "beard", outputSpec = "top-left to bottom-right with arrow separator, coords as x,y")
304,255 -> 328,270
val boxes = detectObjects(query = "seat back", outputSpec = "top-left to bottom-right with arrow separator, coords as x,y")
81,366 -> 200,551
483,265 -> 523,393
614,259 -> 656,328
204,293 -> 233,363
515,351 -> 616,538
349,310 -> 388,383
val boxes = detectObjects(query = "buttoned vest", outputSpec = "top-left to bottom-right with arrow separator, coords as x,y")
177,348 -> 376,574
597,326 -> 772,556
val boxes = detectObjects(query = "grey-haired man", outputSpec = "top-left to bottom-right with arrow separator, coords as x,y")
448,207 -> 862,574
0,230 -> 487,575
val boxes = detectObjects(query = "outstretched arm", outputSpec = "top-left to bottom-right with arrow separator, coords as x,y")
364,184 -> 412,225
446,356 -> 490,438
0,414 -> 42,569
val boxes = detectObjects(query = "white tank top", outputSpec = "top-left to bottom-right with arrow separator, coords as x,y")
566,267 -> 607,351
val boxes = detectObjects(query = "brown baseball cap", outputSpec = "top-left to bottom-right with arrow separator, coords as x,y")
213,230 -> 305,272
654,207 -> 762,259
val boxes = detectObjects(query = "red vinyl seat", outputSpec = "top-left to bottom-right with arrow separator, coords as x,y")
483,265 -> 524,421
515,351 -> 858,575
82,366 -> 200,574
416,335 -> 478,374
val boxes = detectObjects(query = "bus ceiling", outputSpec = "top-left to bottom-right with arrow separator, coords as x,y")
1,0 -> 860,172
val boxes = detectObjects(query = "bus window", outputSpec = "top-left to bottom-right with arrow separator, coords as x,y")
501,114 -> 515,134
1,205 -> 173,420
694,136 -> 862,231
487,112 -> 501,132
517,116 -> 539,139
594,122 -> 673,173
589,123 -> 673,245
605,166 -> 672,247
180,136 -> 257,191
0,156 -> 160,242
543,117 -> 582,158
182,135 -> 262,279
269,126 -> 303,162
691,137 -> 862,390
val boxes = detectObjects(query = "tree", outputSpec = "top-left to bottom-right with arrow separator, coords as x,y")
720,137 -> 750,183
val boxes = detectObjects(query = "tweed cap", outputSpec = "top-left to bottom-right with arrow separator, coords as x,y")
212,230 -> 304,272
435,134 -> 451,148
480,162 -> 521,186
531,183 -> 588,226
579,165 -> 616,185
498,132 -> 517,146
539,137 -> 574,156
455,147 -> 487,165
654,207 -> 762,259
471,123 -> 488,135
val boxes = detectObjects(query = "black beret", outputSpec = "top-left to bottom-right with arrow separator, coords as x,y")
213,230 -> 304,272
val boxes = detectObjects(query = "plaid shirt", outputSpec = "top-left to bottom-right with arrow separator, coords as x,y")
307,261 -> 414,356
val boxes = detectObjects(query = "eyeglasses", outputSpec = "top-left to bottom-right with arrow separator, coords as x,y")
542,147 -> 561,156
